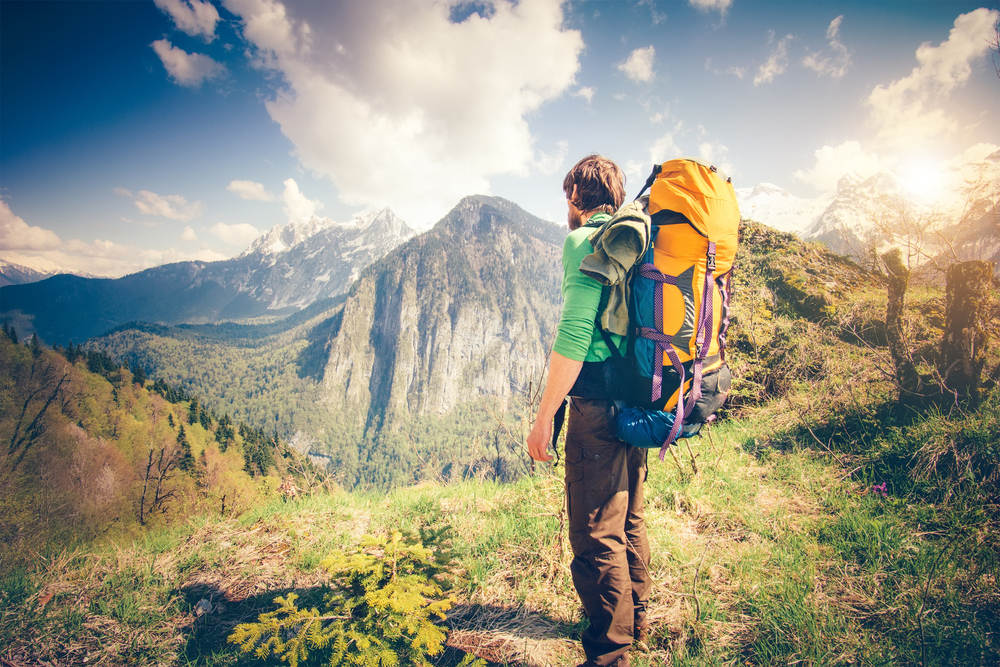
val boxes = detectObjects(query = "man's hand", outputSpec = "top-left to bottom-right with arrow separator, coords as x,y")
527,418 -> 553,462
527,351 -> 582,463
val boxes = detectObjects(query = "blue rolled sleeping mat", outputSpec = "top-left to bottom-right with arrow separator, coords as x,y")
615,405 -> 702,449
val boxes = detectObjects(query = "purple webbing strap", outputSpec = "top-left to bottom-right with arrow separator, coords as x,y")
687,242 -> 717,414
639,263 -> 677,286
717,270 -> 733,361
638,262 -> 675,403
659,344 -> 687,461
639,327 -> 673,403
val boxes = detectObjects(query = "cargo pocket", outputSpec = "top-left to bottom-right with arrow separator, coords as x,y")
564,439 -> 616,486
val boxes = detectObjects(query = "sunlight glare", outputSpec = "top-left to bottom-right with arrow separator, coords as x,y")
899,160 -> 945,201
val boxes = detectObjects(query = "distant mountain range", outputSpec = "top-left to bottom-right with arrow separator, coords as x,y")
0,208 -> 417,345
736,151 -> 1000,270
0,259 -> 99,288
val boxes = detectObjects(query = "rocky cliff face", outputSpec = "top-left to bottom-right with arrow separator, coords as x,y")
319,196 -> 565,432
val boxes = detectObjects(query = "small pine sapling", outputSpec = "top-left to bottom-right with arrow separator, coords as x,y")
228,529 -> 484,667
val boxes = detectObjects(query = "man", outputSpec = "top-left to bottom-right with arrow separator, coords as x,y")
527,155 -> 651,667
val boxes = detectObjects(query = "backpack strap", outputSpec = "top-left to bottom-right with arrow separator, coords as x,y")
687,242 -> 718,414
635,164 -> 662,201
716,268 -> 734,362
596,317 -> 625,360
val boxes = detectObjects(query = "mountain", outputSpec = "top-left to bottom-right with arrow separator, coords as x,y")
0,258 -> 95,287
234,207 -> 417,311
0,208 -> 417,345
802,171 -> 909,257
318,195 -> 564,431
738,157 -> 1000,275
735,183 -> 834,235
88,198 -> 882,489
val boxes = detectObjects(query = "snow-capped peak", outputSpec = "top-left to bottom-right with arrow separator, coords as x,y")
736,183 -> 835,235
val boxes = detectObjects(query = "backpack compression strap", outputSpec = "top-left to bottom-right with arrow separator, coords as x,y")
687,242 -> 718,414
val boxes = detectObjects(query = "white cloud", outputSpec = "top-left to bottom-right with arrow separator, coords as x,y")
688,0 -> 731,16
154,0 -> 221,41
574,86 -> 595,103
221,0 -> 584,227
210,221 -> 262,246
754,33 -> 793,86
533,140 -> 569,176
119,189 -> 204,221
649,129 -> 683,164
151,39 -> 227,87
0,200 -> 227,278
623,160 -> 647,187
944,143 -> 1000,170
865,8 -> 999,149
282,179 -> 322,221
180,226 -> 198,242
227,179 -> 276,201
803,15 -> 852,79
618,46 -> 656,83
639,0 -> 667,25
0,199 -> 61,251
793,141 -> 897,192
698,141 -> 734,177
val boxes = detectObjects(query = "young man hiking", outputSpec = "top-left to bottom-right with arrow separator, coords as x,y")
527,154 -> 651,667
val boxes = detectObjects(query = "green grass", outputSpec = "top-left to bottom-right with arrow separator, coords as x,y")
1,387 -> 997,666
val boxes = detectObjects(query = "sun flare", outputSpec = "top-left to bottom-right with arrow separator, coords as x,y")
899,160 -> 945,200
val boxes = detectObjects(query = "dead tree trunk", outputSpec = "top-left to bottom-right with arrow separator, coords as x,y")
881,249 -> 923,400
939,260 -> 995,405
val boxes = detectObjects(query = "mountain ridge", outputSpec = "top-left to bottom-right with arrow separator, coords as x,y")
0,208 -> 418,344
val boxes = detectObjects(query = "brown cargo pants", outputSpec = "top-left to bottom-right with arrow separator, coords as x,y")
564,398 -> 652,667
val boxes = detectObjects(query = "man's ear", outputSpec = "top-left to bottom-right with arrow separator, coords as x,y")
569,183 -> 578,204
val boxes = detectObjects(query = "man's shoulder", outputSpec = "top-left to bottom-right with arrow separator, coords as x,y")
563,226 -> 595,252
562,228 -> 596,268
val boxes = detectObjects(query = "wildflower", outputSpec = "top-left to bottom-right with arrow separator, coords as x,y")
873,482 -> 889,498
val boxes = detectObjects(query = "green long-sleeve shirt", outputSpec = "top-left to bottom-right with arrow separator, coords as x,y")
552,213 -> 625,362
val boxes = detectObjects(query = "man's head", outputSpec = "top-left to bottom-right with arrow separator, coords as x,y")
563,154 -> 626,230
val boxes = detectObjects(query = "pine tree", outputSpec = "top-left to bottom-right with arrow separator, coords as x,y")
188,397 -> 200,426
131,361 -> 147,387
229,530 -> 481,667
177,425 -> 195,472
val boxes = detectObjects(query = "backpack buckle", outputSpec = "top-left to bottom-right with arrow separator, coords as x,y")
706,252 -> 716,271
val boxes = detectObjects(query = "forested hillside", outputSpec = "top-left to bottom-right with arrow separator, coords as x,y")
0,329 -> 315,571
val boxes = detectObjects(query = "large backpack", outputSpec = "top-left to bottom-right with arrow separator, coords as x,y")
600,158 -> 740,458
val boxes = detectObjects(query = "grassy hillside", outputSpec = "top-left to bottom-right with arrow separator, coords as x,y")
2,387 -> 996,666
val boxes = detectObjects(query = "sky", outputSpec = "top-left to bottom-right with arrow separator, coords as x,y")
1,0 -> 998,278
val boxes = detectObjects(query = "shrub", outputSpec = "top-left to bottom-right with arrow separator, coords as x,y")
229,529 -> 483,667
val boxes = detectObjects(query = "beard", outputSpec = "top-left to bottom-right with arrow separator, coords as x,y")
567,204 -> 583,231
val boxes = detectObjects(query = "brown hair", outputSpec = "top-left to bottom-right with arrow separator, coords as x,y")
563,154 -> 626,215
